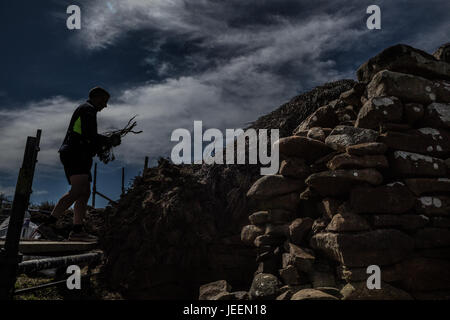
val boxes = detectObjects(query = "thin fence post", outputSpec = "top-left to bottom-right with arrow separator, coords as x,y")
144,156 -> 149,175
0,129 -> 41,299
121,167 -> 125,195
92,163 -> 97,208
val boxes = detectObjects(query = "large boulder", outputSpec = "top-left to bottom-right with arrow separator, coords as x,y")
327,153 -> 388,170
422,103 -> 450,129
291,288 -> 338,300
350,183 -> 416,214
356,96 -> 403,129
389,151 -> 447,177
325,126 -> 379,151
246,175 -> 305,200
379,128 -> 450,157
404,178 -> 450,196
305,169 -> 383,196
310,229 -> 414,267
199,280 -> 232,300
357,44 -> 450,83
249,273 -> 282,300
346,142 -> 388,156
275,136 -> 333,163
294,105 -> 339,132
340,282 -> 412,300
367,70 -> 450,104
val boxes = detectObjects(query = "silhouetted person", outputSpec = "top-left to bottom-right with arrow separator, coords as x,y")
47,87 -> 120,241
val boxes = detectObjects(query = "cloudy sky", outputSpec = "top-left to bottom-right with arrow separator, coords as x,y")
0,0 -> 449,207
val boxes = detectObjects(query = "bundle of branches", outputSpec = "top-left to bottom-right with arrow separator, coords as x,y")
98,115 -> 143,164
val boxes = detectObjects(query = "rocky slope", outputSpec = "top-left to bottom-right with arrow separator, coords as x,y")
101,43 -> 450,300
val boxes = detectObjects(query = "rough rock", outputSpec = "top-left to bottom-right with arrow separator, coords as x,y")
369,214 -> 429,231
346,142 -> 388,156
357,44 -> 450,83
279,265 -> 301,285
433,43 -> 450,63
404,103 -> 425,125
268,209 -> 295,225
350,183 -> 416,214
276,136 -> 333,163
307,127 -> 327,142
325,126 -> 379,151
199,280 -> 232,300
326,213 -> 370,232
327,153 -> 388,170
367,70 -> 450,104
249,211 -> 269,225
423,103 -> 450,129
306,169 -> 383,196
246,175 -> 305,200
254,235 -> 285,247
254,192 -> 301,212
415,196 -> 450,216
339,87 -> 363,107
317,198 -> 343,219
279,157 -> 310,179
310,229 -> 414,267
265,224 -> 289,237
249,273 -> 282,300
340,282 -> 413,300
291,288 -> 338,300
356,96 -> 403,129
379,129 -> 450,157
241,225 -> 265,246
414,228 -> 450,248
404,178 -> 450,196
431,217 -> 450,228
389,151 -> 447,177
399,257 -> 450,292
289,218 -> 314,245
287,243 -> 315,273
294,105 -> 339,132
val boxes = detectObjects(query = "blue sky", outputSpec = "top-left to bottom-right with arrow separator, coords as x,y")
0,0 -> 449,207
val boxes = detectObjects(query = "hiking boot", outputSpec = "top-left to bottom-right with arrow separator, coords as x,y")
68,230 -> 98,242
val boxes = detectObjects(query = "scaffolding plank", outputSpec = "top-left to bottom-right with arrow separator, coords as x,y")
0,240 -> 97,254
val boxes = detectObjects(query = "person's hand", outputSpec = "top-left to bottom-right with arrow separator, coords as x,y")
110,133 -> 121,147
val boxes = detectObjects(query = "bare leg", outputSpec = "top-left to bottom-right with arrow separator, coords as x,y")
73,184 -> 91,225
51,175 -> 90,219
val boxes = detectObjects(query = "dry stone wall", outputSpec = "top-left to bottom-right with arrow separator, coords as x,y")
201,43 -> 450,300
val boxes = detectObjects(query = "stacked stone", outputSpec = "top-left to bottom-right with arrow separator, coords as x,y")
242,43 -> 450,300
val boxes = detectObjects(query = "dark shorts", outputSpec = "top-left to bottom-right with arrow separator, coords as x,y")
60,150 -> 93,185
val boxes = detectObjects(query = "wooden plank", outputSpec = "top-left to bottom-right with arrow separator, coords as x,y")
0,240 -> 97,255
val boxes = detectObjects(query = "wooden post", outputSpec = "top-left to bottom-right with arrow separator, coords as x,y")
0,129 -> 41,299
121,167 -> 125,195
92,163 -> 97,208
144,156 -> 149,172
